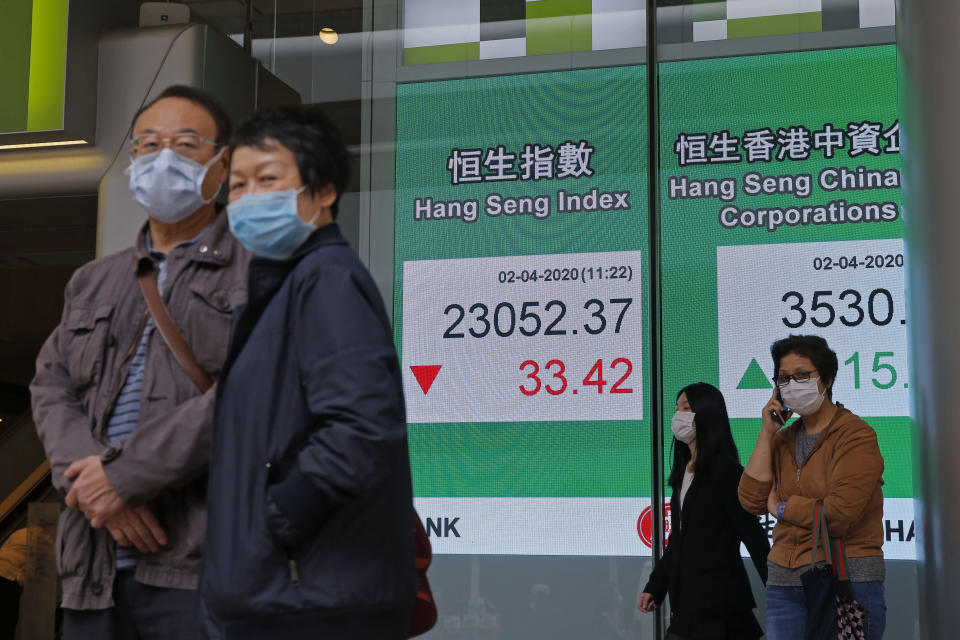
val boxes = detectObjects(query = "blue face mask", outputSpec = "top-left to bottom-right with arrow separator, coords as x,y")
227,187 -> 319,260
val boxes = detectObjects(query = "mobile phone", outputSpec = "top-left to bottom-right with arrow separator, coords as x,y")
771,389 -> 788,425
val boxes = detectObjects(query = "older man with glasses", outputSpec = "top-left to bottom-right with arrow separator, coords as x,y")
30,85 -> 250,639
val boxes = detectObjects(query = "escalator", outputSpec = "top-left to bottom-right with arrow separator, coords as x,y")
0,144 -> 103,640
0,410 -> 56,545
0,379 -> 54,533
0,389 -> 59,640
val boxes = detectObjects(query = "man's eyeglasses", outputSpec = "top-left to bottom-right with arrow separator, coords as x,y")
131,133 -> 219,159
774,371 -> 817,387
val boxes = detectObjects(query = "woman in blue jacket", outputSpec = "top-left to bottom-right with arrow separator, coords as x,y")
638,383 -> 770,639
200,106 -> 416,639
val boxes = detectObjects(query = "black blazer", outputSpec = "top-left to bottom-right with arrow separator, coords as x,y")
643,458 -> 769,617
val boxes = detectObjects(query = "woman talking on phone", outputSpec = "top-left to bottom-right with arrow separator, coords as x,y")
739,335 -> 886,640
638,382 -> 769,640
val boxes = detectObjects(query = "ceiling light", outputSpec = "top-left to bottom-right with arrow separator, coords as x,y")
318,27 -> 339,45
0,140 -> 88,151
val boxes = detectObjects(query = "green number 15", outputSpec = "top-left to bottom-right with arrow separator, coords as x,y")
844,351 -> 898,390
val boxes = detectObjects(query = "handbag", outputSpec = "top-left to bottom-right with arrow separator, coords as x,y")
139,263 -> 438,638
800,501 -> 868,640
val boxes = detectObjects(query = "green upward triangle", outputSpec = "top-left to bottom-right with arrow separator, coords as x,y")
737,358 -> 772,390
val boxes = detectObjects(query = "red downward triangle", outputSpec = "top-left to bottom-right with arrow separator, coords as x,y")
410,365 -> 442,394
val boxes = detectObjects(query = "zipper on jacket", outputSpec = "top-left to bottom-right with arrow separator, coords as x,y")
264,461 -> 302,588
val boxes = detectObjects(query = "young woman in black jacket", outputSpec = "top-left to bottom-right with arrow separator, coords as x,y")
638,382 -> 770,639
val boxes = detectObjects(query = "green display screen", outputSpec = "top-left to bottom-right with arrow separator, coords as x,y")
394,66 -> 652,555
0,0 -> 69,134
660,44 -> 913,559
394,44 -> 913,558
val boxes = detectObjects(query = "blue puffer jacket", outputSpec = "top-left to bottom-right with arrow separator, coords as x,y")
201,223 -> 416,638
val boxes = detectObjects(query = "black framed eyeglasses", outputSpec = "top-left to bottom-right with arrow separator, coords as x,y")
774,371 -> 817,387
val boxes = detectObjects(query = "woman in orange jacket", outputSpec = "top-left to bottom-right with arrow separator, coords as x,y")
739,334 -> 886,640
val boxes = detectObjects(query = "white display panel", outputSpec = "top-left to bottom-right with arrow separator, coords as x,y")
402,251 -> 644,423
414,497 -> 917,558
717,239 -> 908,418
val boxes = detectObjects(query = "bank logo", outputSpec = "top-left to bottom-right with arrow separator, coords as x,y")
637,504 -> 671,549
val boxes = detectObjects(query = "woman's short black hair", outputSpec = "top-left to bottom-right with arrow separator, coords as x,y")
132,85 -> 232,146
668,382 -> 740,494
770,334 -> 838,397
230,105 -> 350,217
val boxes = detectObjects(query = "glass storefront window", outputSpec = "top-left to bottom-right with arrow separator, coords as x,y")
659,39 -> 917,640
256,0 -> 919,636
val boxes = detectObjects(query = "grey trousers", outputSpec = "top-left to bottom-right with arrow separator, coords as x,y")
63,571 -> 202,640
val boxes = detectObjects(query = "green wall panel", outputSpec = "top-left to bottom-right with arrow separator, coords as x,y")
0,0 -> 68,134
0,0 -> 35,133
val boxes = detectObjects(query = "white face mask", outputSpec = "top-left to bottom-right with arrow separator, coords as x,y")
671,411 -> 696,444
780,377 -> 826,416
126,147 -> 224,223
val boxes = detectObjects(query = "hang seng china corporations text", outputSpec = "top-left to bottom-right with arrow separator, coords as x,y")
671,120 -> 902,232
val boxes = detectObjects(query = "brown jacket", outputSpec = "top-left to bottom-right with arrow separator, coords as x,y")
30,213 -> 249,609
738,405 -> 884,568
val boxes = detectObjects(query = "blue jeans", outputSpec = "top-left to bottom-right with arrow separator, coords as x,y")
766,582 -> 886,640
